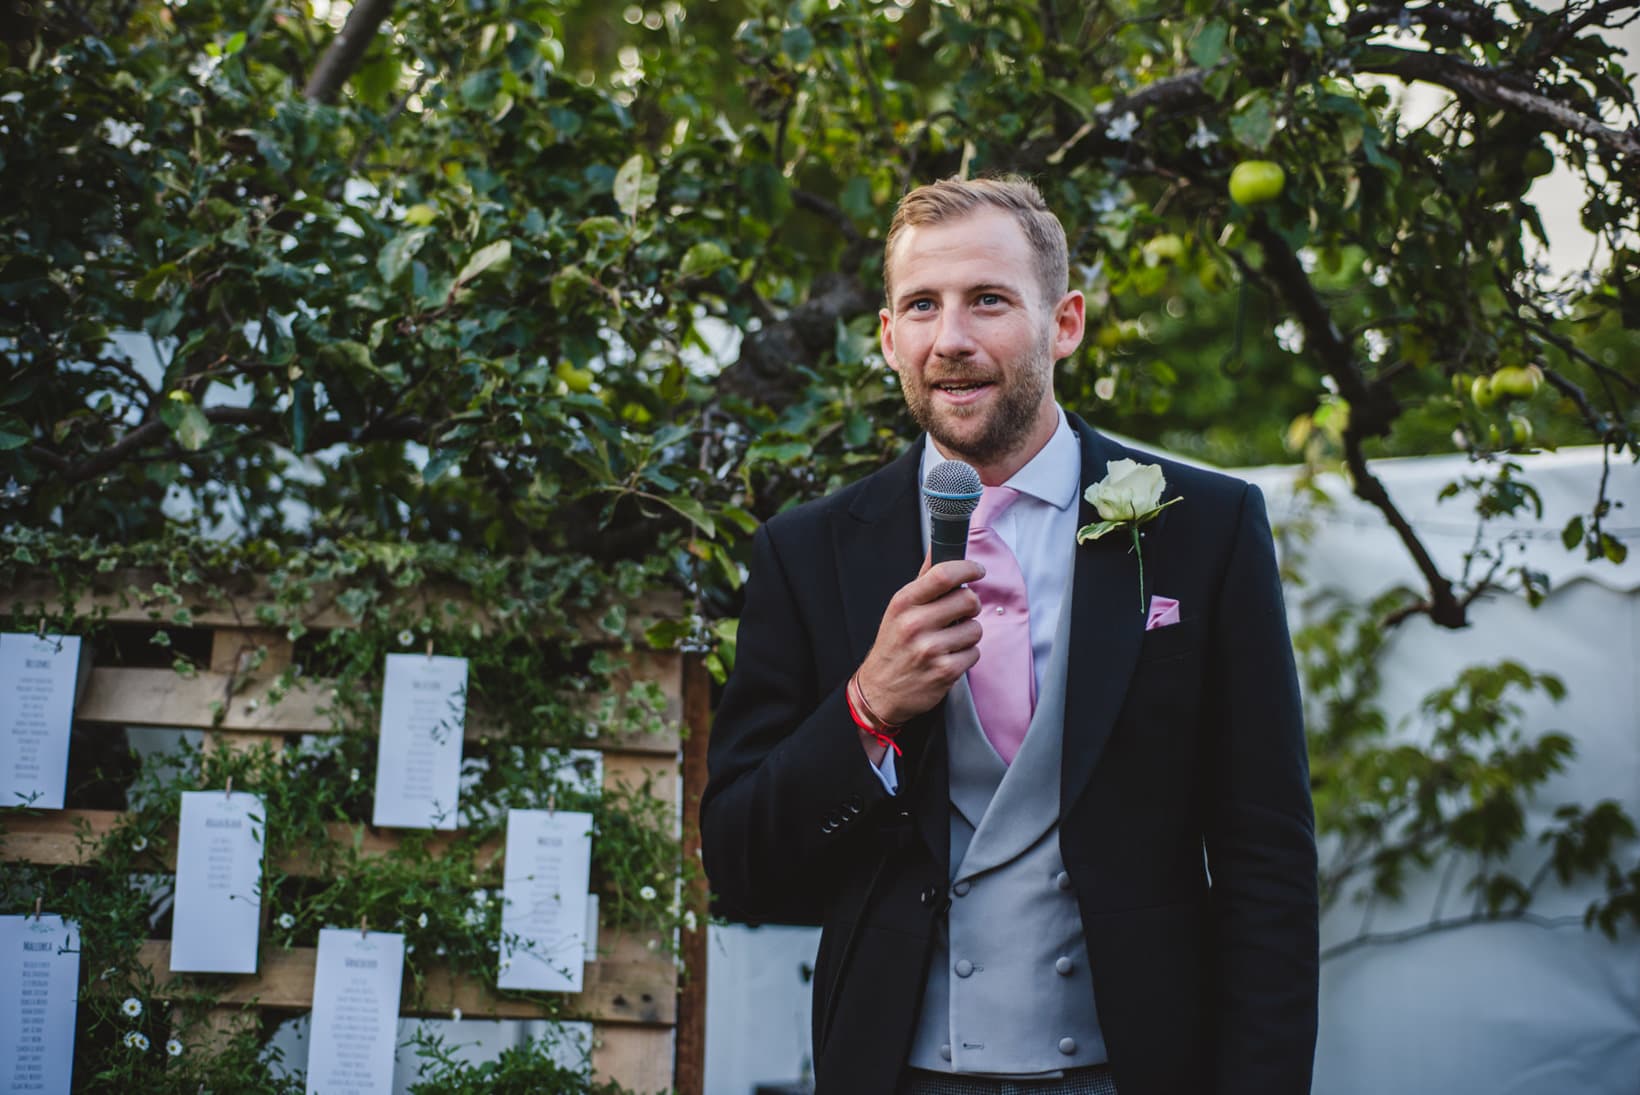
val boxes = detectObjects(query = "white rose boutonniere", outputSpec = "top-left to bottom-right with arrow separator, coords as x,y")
1077,459 -> 1182,611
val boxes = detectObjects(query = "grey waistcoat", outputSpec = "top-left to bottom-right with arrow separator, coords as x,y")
907,596 -> 1109,1075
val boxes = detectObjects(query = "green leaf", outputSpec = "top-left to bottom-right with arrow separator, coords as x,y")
1600,534 -> 1628,564
456,239 -> 512,285
1189,21 -> 1228,68
1561,515 -> 1584,550
680,241 -> 729,279
159,402 -> 212,451
0,429 -> 28,450
613,154 -> 657,219
378,228 -> 431,284
658,494 -> 716,539
781,26 -> 814,62
1229,93 -> 1277,151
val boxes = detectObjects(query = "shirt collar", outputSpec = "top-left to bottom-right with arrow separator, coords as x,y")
918,406 -> 1080,512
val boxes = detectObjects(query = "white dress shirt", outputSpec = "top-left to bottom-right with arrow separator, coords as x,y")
873,408 -> 1082,791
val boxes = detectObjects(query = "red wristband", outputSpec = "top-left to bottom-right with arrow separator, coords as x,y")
847,673 -> 902,756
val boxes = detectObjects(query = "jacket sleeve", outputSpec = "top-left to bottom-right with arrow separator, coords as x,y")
1203,483 -> 1320,1093
699,521 -> 897,925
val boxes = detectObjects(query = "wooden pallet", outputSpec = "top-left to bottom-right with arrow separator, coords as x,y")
4,576 -> 709,1095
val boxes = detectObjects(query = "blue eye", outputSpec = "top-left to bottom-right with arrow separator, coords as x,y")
978,293 -> 1002,306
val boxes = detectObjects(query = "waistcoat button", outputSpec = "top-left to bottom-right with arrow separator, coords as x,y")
940,1043 -> 952,1062
954,958 -> 974,978
1059,1037 -> 1078,1055
1055,956 -> 1073,975
952,880 -> 971,897
1055,870 -> 1072,891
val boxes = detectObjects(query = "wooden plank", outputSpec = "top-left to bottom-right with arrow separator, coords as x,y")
8,572 -> 682,642
593,1024 -> 676,1095
604,753 -> 679,811
133,932 -> 674,1023
73,666 -> 681,754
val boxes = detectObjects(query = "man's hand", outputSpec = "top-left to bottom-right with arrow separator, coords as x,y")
856,558 -> 985,728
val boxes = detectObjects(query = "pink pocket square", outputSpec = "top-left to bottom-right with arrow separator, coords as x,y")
1146,595 -> 1181,631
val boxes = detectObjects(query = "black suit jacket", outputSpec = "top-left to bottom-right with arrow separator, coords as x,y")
701,417 -> 1318,1095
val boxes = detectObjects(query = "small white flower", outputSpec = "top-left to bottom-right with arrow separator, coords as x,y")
1105,111 -> 1140,142
1321,375 -> 1339,395
130,835 -> 148,853
451,1008 -> 463,1021
474,890 -> 489,907
1369,264 -> 1391,287
1275,318 -> 1305,353
166,1038 -> 184,1057
398,629 -> 415,646
1094,376 -> 1118,401
683,910 -> 698,932
121,997 -> 143,1018
124,1031 -> 150,1051
349,768 -> 360,782
1089,190 -> 1120,215
99,967 -> 117,981
0,91 -> 22,103
417,912 -> 429,928
1186,119 -> 1218,150
1298,248 -> 1318,274
639,885 -> 658,901
1363,329 -> 1389,363
277,913 -> 295,929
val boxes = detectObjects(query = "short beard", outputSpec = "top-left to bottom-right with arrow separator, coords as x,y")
901,336 -> 1053,468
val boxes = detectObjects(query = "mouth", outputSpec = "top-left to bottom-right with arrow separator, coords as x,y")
930,378 -> 994,400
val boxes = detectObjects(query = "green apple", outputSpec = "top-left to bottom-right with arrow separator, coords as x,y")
1508,414 -> 1534,447
1229,160 -> 1286,205
1471,375 -> 1497,409
1489,364 -> 1543,401
554,361 -> 594,393
1142,233 -> 1185,263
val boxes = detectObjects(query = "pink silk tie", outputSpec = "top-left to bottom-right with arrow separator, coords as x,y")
965,486 -> 1035,765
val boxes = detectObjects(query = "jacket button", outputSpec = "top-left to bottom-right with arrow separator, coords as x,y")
952,880 -> 971,897
919,887 -> 938,906
1058,1037 -> 1077,1055
1055,956 -> 1073,976
820,819 -> 836,834
940,1043 -> 952,1062
954,959 -> 974,978
1055,870 -> 1072,891
846,794 -> 863,814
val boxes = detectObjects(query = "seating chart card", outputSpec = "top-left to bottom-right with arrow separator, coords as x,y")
0,914 -> 80,1095
372,654 -> 468,829
1,634 -> 81,810
498,808 -> 594,992
305,928 -> 404,1095
170,790 -> 264,973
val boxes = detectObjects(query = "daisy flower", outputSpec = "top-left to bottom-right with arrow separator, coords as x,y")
121,997 -> 143,1018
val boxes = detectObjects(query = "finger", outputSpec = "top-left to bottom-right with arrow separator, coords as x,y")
915,559 -> 985,600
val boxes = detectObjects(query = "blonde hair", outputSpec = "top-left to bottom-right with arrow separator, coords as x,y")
883,175 -> 1069,306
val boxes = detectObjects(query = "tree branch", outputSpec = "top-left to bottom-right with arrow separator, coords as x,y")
303,0 -> 395,104
1321,909 -> 1583,962
1357,47 -> 1640,162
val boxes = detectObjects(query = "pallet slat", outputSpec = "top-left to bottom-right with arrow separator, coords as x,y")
593,1025 -> 676,1095
72,663 -> 680,753
135,932 -> 674,1024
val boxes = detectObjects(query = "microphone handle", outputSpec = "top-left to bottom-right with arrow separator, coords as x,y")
928,514 -> 970,566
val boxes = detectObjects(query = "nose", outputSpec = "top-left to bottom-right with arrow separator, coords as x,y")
931,307 -> 977,360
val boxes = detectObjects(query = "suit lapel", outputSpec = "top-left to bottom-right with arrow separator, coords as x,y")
829,440 -> 950,865
1060,417 -> 1149,816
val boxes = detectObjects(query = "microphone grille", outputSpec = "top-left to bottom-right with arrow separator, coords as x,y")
922,459 -> 983,518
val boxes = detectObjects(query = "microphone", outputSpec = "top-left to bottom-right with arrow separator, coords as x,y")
922,459 -> 983,566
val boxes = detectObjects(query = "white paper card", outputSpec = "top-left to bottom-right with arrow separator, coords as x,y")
0,914 -> 80,1095
170,791 -> 264,973
499,809 -> 593,992
372,654 -> 468,829
0,634 -> 81,810
305,928 -> 404,1095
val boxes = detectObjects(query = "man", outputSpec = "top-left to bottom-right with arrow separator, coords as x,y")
700,176 -> 1318,1095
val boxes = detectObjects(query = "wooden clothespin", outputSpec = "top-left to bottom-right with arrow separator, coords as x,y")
36,618 -> 46,639
224,776 -> 233,799
33,896 -> 43,921
547,789 -> 557,816
425,637 -> 435,660
359,914 -> 369,939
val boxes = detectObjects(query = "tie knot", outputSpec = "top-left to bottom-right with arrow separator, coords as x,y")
971,485 -> 1020,530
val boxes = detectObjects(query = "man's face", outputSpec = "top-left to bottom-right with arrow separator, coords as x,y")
879,207 -> 1083,478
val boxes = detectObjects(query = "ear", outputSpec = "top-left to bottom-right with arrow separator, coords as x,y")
1050,290 -> 1086,362
879,307 -> 900,374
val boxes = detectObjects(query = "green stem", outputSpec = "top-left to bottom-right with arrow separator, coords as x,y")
1132,525 -> 1145,613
